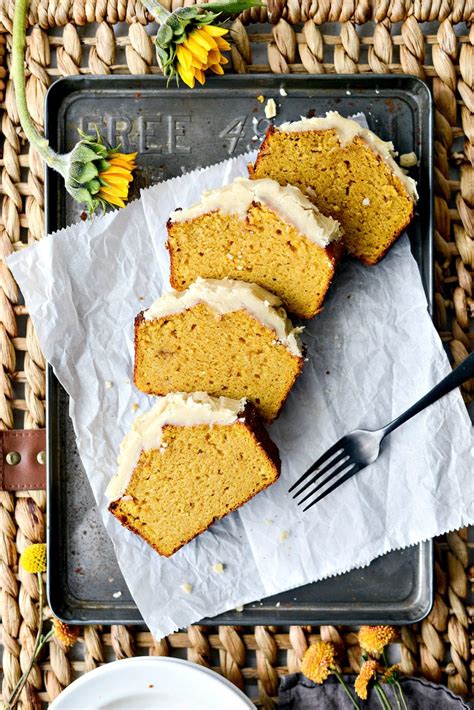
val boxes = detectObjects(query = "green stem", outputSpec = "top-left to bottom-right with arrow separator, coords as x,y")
394,680 -> 408,710
374,682 -> 391,710
7,573 -> 52,709
12,0 -> 64,170
139,0 -> 172,24
333,670 -> 361,709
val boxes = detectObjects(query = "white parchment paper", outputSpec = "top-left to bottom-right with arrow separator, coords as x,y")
8,151 -> 473,640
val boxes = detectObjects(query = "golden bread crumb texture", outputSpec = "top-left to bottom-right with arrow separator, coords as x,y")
167,200 -> 340,318
110,417 -> 279,557
135,299 -> 303,422
251,118 -> 415,264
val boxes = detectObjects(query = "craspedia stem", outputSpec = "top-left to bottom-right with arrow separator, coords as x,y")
12,0 -> 66,171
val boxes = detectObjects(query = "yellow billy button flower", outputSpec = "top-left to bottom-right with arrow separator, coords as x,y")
144,0 -> 262,87
358,626 -> 397,658
301,641 -> 336,684
354,659 -> 379,700
53,619 -> 80,649
19,543 -> 47,573
301,641 -> 360,708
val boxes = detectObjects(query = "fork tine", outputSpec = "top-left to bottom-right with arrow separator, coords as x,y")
291,450 -> 348,499
288,438 -> 345,493
303,466 -> 359,512
297,459 -> 355,506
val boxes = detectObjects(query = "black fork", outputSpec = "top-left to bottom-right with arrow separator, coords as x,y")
290,352 -> 474,511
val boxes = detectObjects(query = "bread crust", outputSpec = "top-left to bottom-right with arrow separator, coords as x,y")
108,402 -> 281,557
250,126 -> 415,266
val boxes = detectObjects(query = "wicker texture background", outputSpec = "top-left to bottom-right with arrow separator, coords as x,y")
0,1 -> 471,707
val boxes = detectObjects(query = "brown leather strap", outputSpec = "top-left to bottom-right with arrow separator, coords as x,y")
0,429 -> 46,490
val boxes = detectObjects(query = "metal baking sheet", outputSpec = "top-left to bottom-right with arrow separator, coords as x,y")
45,74 -> 434,625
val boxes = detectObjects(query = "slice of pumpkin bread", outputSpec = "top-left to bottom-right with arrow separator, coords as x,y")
250,111 -> 417,265
167,176 -> 343,318
107,393 -> 280,557
134,278 -> 304,422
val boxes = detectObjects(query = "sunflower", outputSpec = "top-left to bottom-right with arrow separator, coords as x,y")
301,641 -> 336,684
175,25 -> 230,88
358,626 -> 397,657
97,151 -> 138,208
19,543 -> 47,573
354,659 -> 379,700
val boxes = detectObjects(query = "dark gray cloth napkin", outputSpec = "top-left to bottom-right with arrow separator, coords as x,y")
279,674 -> 472,709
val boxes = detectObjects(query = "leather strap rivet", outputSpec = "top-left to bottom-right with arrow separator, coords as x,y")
6,451 -> 21,465
36,451 -> 46,465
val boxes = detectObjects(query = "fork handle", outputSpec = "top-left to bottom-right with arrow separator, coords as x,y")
382,351 -> 474,437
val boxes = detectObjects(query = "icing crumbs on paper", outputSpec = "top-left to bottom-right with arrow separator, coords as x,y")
181,583 -> 193,594
279,530 -> 290,542
105,381 -> 113,389
132,403 -> 139,412
264,518 -> 274,525
265,98 -> 277,119
213,562 -> 224,574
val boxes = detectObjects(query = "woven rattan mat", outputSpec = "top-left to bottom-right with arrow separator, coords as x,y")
0,2 -> 472,707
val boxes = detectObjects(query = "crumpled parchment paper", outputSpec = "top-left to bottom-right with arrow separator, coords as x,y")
8,146 -> 473,640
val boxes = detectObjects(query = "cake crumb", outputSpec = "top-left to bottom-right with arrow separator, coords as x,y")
264,518 -> 273,525
105,380 -> 113,389
112,591 -> 122,598
279,87 -> 287,97
251,135 -> 259,142
181,582 -> 193,594
279,530 -> 290,542
124,378 -> 130,385
132,403 -> 139,412
213,562 -> 224,574
399,151 -> 417,168
235,605 -> 244,612
276,601 -> 281,607
265,98 -> 277,119
257,94 -> 265,103
148,684 -> 154,688
362,197 -> 371,206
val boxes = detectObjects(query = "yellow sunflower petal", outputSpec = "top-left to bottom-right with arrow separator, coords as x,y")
202,25 -> 229,37
98,189 -> 126,207
107,156 -> 137,170
176,44 -> 193,70
215,37 -> 231,51
208,63 -> 225,75
177,62 -> 196,88
111,151 -> 138,163
218,55 -> 229,65
101,175 -> 132,191
100,166 -> 135,180
192,28 -> 217,51
183,35 -> 208,64
194,69 -> 206,85
207,49 -> 222,64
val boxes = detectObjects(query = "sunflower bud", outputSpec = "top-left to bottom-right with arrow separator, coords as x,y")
58,131 -> 137,212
